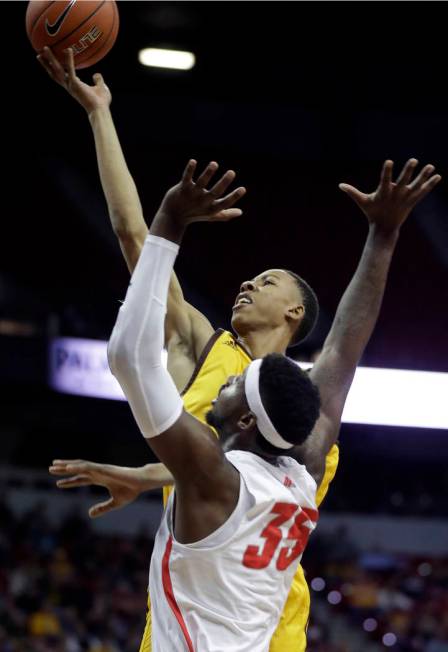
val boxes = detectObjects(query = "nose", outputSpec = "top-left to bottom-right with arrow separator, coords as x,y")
219,377 -> 233,395
240,280 -> 256,293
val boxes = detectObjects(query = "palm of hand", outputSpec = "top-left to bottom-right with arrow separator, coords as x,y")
162,183 -> 217,223
340,159 -> 441,233
68,76 -> 111,111
106,478 -> 139,506
38,47 -> 111,113
359,182 -> 412,230
158,159 -> 245,226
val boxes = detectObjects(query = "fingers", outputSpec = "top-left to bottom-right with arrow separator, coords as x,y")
43,46 -> 61,69
93,72 -> 105,87
195,161 -> 219,188
55,474 -> 92,489
183,160 -> 241,197
49,460 -> 89,475
38,46 -> 66,85
63,47 -> 77,84
407,163 -> 435,190
37,47 -> 79,88
181,159 -> 245,217
396,158 -> 418,186
414,173 -> 442,199
214,208 -> 244,222
209,170 -> 236,197
338,183 -> 368,208
213,186 -> 246,211
89,497 -> 117,519
182,159 -> 197,184
52,459 -> 84,465
37,52 -> 55,79
402,162 -> 441,201
379,160 -> 394,186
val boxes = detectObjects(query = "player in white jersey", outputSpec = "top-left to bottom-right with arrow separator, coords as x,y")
107,160 -> 326,651
150,446 -> 318,652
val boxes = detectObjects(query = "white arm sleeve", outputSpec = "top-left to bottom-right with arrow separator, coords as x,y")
107,234 -> 184,438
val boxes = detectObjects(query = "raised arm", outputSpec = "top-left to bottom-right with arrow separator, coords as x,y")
106,162 -> 245,539
304,159 -> 441,470
48,167 -> 245,520
108,160 -> 245,491
37,48 -> 214,374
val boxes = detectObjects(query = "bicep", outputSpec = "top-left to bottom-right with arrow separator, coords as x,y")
118,233 -> 146,274
113,212 -> 148,274
166,283 -> 214,361
188,304 -> 215,361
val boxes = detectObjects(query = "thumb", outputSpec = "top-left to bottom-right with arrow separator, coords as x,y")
217,208 -> 243,221
88,496 -> 117,519
339,183 -> 367,208
93,73 -> 105,87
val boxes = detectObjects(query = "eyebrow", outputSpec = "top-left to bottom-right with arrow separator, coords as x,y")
252,273 -> 281,283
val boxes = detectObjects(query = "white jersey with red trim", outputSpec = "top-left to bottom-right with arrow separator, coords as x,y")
149,450 -> 318,652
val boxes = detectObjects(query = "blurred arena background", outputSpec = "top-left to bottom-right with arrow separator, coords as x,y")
1,2 -> 448,651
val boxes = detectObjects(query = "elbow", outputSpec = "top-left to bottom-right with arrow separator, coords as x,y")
107,328 -> 139,380
112,223 -> 135,241
110,209 -> 146,241
320,342 -> 356,368
108,326 -> 162,381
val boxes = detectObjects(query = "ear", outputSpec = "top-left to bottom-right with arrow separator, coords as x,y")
286,303 -> 304,324
237,411 -> 257,431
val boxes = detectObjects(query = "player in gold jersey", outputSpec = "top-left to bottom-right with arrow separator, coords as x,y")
42,49 -> 441,652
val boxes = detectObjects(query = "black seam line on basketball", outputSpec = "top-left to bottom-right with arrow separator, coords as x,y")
73,0 -> 116,66
45,0 -> 77,37
48,0 -> 106,51
30,2 -> 55,38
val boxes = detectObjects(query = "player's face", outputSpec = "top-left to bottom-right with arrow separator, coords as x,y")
206,371 -> 249,443
231,269 -> 303,338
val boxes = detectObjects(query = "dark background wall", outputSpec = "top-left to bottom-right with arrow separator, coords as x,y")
1,1 -> 447,512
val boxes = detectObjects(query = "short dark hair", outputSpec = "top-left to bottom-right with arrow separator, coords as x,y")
284,270 -> 319,346
257,353 -> 320,452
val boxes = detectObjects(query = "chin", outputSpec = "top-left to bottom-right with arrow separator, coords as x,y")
231,312 -> 251,336
205,409 -> 215,427
206,408 -> 226,435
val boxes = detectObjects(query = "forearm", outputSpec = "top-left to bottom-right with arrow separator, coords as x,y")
135,463 -> 174,490
108,236 -> 184,438
324,225 -> 399,363
88,107 -> 148,240
307,226 -> 398,457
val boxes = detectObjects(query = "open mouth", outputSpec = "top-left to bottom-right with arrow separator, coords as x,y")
232,294 -> 253,310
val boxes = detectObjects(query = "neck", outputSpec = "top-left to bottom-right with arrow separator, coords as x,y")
236,326 -> 291,359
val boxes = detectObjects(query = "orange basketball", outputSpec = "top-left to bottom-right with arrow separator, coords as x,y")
26,0 -> 119,69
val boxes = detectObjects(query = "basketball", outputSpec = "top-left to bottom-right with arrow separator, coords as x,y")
26,1 -> 119,69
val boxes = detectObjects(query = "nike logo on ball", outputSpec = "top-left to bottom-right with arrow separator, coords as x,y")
45,0 -> 77,36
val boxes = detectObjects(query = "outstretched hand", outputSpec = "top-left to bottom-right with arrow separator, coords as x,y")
157,159 -> 247,227
37,47 -> 111,115
49,459 -> 142,519
340,159 -> 441,233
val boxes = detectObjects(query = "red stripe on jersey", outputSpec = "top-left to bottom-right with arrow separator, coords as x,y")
161,536 -> 195,652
